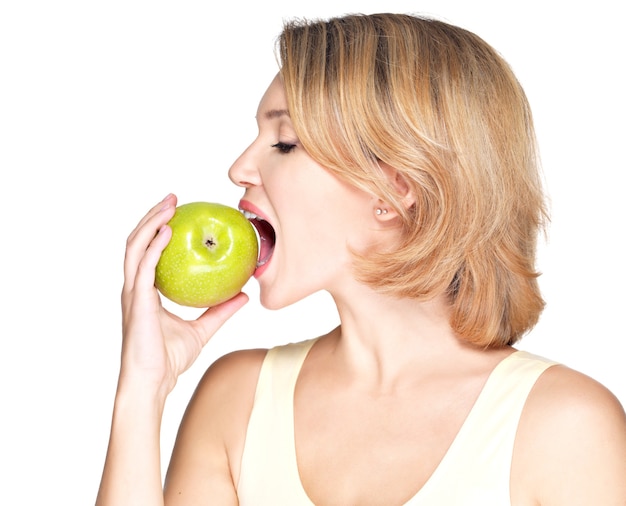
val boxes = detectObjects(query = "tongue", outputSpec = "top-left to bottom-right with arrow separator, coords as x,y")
250,217 -> 275,266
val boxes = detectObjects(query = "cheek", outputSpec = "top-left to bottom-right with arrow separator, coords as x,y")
288,209 -> 360,275
270,160 -> 376,256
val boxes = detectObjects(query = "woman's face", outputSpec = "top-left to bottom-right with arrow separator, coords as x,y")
228,74 -> 385,309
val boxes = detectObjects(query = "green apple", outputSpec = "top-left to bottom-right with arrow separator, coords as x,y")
155,202 -> 259,308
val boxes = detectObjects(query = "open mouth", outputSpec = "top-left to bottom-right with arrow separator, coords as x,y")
241,210 -> 276,267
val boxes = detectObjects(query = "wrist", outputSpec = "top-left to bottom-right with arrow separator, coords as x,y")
114,372 -> 173,412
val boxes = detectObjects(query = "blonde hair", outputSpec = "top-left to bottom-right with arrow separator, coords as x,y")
278,13 -> 548,347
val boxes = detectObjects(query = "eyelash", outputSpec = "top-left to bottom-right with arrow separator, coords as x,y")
271,142 -> 296,154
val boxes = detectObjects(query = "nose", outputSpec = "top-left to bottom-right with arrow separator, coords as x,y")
228,142 -> 262,188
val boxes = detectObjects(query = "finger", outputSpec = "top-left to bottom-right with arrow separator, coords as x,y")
127,193 -> 177,244
122,224 -> 173,318
132,223 -> 173,294
122,223 -> 172,316
120,225 -> 172,330
123,201 -> 176,291
192,292 -> 250,343
123,194 -> 175,288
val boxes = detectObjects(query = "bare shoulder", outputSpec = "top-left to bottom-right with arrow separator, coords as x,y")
524,364 -> 626,440
164,347 -> 268,506
196,346 -> 269,402
513,363 -> 626,505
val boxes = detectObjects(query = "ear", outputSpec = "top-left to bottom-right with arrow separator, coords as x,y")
372,198 -> 397,222
391,170 -> 415,209
374,162 -> 416,219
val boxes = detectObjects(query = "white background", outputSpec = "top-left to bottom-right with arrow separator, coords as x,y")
1,1 -> 624,504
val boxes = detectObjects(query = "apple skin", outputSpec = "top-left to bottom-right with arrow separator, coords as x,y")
155,202 -> 259,308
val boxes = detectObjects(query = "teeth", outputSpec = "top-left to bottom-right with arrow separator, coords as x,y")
241,209 -> 262,221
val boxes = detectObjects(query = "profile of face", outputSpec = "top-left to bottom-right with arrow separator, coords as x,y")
228,13 -> 548,347
228,74 -> 400,310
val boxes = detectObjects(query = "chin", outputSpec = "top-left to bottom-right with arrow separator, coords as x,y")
258,283 -> 318,311
258,292 -> 297,311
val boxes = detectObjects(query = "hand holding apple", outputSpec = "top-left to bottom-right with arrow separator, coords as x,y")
155,202 -> 259,307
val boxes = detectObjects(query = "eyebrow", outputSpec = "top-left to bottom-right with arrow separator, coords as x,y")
262,108 -> 290,120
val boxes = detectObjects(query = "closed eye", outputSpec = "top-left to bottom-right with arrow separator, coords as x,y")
271,142 -> 296,154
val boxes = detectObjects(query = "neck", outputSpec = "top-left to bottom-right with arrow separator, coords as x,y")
323,282 -> 472,389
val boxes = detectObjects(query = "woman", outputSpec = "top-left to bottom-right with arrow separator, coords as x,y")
96,13 -> 626,505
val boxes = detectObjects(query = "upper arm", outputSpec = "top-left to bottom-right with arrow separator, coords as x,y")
163,348 -> 267,506
513,365 -> 626,505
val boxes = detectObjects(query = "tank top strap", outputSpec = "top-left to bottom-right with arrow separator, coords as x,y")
237,338 -> 318,505
407,350 -> 558,505
238,345 -> 557,505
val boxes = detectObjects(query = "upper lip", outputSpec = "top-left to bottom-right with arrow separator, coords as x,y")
239,199 -> 276,270
238,199 -> 270,222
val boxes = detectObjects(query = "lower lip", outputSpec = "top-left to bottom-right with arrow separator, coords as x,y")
253,259 -> 271,279
239,199 -> 273,279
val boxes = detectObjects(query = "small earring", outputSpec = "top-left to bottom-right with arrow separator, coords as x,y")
375,208 -> 388,215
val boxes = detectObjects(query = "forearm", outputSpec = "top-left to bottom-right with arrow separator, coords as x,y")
96,382 -> 168,506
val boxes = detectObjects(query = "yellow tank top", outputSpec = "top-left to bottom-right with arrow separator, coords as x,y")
237,338 -> 557,505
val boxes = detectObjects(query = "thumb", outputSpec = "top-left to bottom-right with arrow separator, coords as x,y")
192,292 -> 250,340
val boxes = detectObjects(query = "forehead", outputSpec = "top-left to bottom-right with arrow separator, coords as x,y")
256,73 -> 289,121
